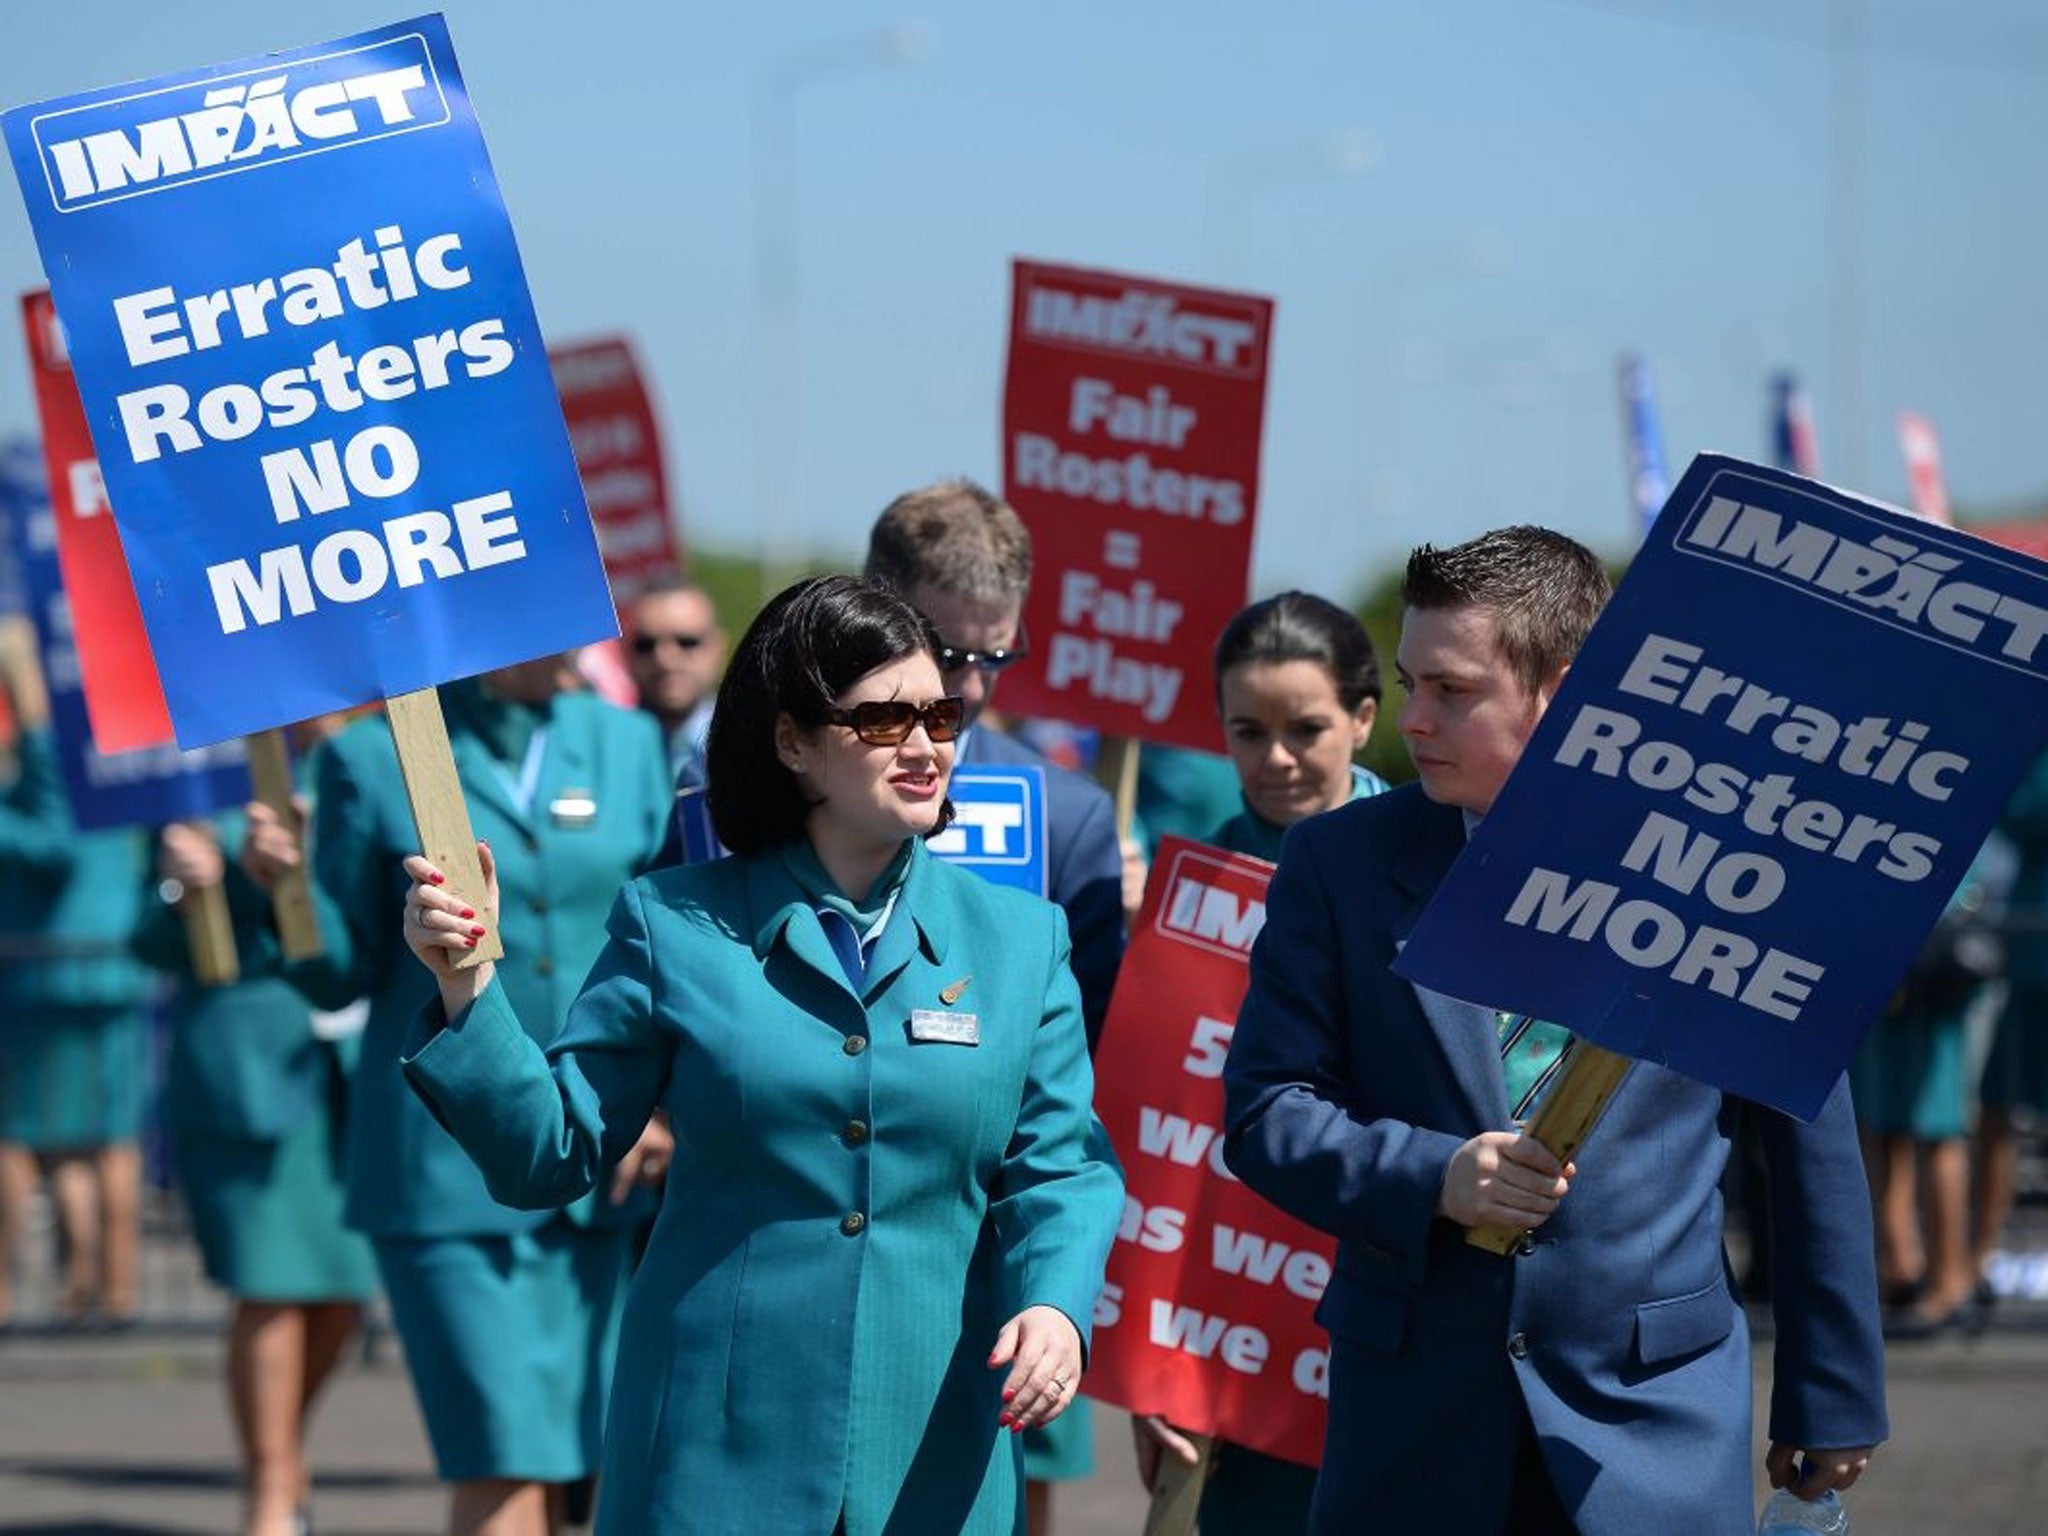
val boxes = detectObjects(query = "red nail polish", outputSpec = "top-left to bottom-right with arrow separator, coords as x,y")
464,937 -> 479,949
1001,1390 -> 1016,1403
998,1414 -> 1012,1428
460,907 -> 475,920
470,925 -> 487,937
429,872 -> 445,885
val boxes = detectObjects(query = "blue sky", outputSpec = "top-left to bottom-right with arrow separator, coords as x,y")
4,0 -> 2044,600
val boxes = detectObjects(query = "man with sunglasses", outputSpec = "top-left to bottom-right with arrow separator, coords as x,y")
865,477 -> 1126,1536
622,573 -> 726,788
865,478 -> 1125,1047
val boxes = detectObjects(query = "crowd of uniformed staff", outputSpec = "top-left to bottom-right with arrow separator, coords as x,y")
3,478 -> 2044,1536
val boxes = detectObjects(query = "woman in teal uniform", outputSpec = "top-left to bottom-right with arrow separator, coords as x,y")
1131,591 -> 1386,1533
0,718 -> 152,1330
397,576 -> 1123,1535
137,815 -> 378,1536
249,660 -> 673,1536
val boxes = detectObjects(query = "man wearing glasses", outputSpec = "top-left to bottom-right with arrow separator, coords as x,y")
865,477 -> 1126,1536
621,573 -> 727,788
864,478 -> 1125,1047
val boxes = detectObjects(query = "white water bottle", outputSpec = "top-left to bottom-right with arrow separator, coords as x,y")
1758,1488 -> 1847,1534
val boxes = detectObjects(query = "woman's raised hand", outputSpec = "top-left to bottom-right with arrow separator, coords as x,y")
988,1304 -> 1085,1434
400,842 -> 499,1005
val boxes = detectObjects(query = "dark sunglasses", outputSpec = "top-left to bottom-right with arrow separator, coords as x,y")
934,634 -> 1028,675
823,696 -> 967,746
629,632 -> 708,657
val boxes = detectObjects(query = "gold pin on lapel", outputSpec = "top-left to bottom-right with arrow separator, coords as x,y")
939,975 -> 972,1006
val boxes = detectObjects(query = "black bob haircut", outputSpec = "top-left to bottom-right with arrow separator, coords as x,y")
1211,591 -> 1381,713
706,574 -> 956,855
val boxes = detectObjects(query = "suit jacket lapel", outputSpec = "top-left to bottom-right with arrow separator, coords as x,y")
531,724 -> 592,829
1387,798 -> 1510,1130
861,843 -> 948,1003
449,728 -> 528,833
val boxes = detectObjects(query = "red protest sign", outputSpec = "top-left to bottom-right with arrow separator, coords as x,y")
1086,837 -> 1330,1468
20,290 -> 174,753
550,336 -> 682,603
999,261 -> 1273,750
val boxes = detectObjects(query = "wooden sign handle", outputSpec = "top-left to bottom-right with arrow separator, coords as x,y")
179,880 -> 240,988
1465,1042 -> 1634,1255
1142,1431 -> 1214,1536
1095,735 -> 1143,845
244,728 -> 323,960
385,687 -> 503,968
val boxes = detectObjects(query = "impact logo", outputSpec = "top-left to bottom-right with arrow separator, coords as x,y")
1678,479 -> 2048,678
1155,850 -> 1265,959
927,768 -> 1045,895
1023,276 -> 1263,375
31,33 -> 449,212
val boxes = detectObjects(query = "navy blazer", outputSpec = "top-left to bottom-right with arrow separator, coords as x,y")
1222,785 -> 1886,1534
958,725 -> 1124,1049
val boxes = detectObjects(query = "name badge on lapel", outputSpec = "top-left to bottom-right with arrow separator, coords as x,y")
549,788 -> 598,828
907,1009 -> 980,1046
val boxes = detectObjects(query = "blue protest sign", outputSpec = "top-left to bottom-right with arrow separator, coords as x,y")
3,16 -> 616,748
669,786 -> 725,866
0,436 -> 249,828
1394,453 -> 2048,1119
926,765 -> 1048,895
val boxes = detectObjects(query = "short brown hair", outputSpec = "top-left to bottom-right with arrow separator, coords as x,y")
1400,526 -> 1610,695
864,478 -> 1032,607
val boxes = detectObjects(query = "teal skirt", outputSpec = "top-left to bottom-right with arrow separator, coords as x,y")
1849,1002 -> 1972,1141
1021,1397 -> 1094,1482
174,1072 -> 378,1302
374,1218 -> 634,1482
0,1004 -> 147,1149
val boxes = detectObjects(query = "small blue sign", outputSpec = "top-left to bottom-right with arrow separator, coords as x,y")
669,786 -> 724,866
0,437 -> 249,829
3,15 -> 617,748
927,765 -> 1048,895
1394,453 -> 2048,1119
661,766 -> 1047,898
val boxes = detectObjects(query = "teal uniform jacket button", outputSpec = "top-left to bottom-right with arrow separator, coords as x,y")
843,1120 -> 869,1146
843,1035 -> 867,1056
840,1211 -> 867,1237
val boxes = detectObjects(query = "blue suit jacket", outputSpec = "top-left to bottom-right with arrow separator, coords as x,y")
1222,786 -> 1886,1534
959,725 -> 1125,1049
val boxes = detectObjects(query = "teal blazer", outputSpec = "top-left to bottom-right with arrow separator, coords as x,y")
403,839 -> 1124,1536
134,811 -> 345,1142
0,729 -> 151,1014
294,692 -> 670,1238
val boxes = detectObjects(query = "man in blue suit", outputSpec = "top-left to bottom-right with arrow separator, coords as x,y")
1223,526 -> 1886,1534
864,478 -> 1125,1048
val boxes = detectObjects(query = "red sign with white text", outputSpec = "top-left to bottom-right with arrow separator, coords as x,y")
1000,262 -> 1272,750
1085,838 -> 1329,1467
21,290 -> 174,753
550,336 -> 683,603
